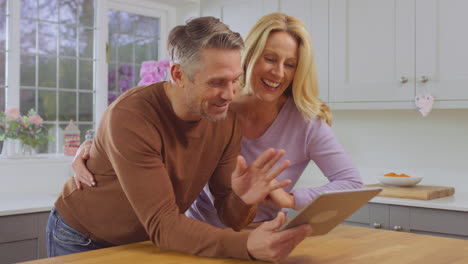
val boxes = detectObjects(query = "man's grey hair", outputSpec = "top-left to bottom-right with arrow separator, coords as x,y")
167,16 -> 244,80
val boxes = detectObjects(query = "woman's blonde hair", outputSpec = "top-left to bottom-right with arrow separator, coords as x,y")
242,13 -> 332,125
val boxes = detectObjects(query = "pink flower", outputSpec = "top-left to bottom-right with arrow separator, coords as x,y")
5,107 -> 21,120
138,73 -> 156,86
157,59 -> 170,69
139,59 -> 170,85
28,114 -> 43,126
140,61 -> 157,78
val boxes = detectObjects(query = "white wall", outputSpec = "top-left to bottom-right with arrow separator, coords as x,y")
298,109 -> 468,191
0,157 -> 73,194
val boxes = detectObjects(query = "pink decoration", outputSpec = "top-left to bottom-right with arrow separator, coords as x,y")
28,114 -> 44,126
5,107 -> 21,120
138,59 -> 170,86
415,94 -> 434,117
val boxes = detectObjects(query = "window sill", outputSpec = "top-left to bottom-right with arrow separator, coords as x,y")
0,154 -> 74,165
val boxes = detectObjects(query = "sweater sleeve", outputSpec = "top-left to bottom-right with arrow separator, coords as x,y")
102,108 -> 251,259
209,116 -> 257,230
290,118 -> 364,210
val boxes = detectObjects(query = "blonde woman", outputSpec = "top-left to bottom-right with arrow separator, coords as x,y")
185,13 -> 363,226
73,13 -> 363,228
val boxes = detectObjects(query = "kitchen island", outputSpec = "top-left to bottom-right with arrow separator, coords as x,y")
20,225 -> 468,264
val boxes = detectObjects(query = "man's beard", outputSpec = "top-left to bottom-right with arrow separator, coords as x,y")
185,100 -> 227,122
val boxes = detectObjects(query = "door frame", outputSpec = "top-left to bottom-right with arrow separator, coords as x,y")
94,0 -> 174,126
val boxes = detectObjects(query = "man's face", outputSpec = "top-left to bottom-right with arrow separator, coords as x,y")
182,48 -> 242,122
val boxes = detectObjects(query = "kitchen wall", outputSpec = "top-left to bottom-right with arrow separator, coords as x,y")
299,109 -> 468,191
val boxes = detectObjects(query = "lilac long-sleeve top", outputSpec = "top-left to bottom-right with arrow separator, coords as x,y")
185,97 -> 363,227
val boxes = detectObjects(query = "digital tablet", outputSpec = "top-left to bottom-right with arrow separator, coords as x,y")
278,187 -> 382,234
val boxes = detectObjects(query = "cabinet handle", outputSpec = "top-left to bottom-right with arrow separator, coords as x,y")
373,223 -> 382,229
420,75 -> 429,83
393,225 -> 403,231
399,76 -> 408,84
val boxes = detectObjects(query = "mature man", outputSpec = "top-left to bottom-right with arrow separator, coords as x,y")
47,17 -> 311,262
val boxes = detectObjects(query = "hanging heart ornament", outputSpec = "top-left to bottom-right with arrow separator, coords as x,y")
414,94 -> 434,117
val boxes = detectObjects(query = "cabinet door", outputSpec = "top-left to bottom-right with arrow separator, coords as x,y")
369,203 -> 390,229
330,0 -> 415,102
201,0 -> 273,38
416,0 -> 468,101
280,0 -> 329,102
410,207 -> 468,240
388,205 -> 410,232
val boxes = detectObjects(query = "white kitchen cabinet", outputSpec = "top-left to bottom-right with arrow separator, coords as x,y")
329,0 -> 468,109
416,0 -> 468,103
345,203 -> 468,240
330,0 -> 415,104
200,0 -> 330,102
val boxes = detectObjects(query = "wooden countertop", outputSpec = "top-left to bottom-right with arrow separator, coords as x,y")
22,225 -> 468,264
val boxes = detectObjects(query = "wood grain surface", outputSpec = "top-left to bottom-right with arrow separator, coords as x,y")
366,184 -> 455,200
21,225 -> 468,264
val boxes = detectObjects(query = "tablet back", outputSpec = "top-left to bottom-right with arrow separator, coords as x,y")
278,187 -> 382,235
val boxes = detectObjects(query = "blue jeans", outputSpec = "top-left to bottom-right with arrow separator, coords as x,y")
46,207 -> 107,257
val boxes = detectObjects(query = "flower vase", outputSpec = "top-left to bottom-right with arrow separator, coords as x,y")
0,139 -> 36,158
20,143 -> 36,157
1,139 -> 22,158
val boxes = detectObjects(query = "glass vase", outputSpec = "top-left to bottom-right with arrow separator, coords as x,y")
20,142 -> 36,157
1,139 -> 22,158
0,139 -> 36,158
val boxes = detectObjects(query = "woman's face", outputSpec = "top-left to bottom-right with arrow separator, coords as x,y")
251,31 -> 299,103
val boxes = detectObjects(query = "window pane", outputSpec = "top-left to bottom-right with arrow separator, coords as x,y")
79,92 -> 92,121
59,0 -> 78,25
21,0 -> 38,19
38,56 -> 57,88
116,11 -> 135,34
38,90 -> 57,121
135,16 -> 159,37
0,88 -> 4,112
78,124 -> 92,143
59,91 -> 76,121
78,27 -> 93,58
59,58 -> 76,89
117,64 -> 133,94
78,0 -> 94,27
20,88 -> 36,115
108,62 -> 117,91
38,22 -> 58,55
0,15 -> 5,50
0,0 -> 6,15
21,19 -> 37,54
38,0 -> 58,22
109,34 -> 118,61
79,59 -> 92,90
134,64 -> 140,87
135,38 -> 158,64
60,24 -> 76,56
20,55 -> 36,86
108,10 -> 119,33
0,52 -> 5,85
38,124 -> 57,153
117,34 -> 133,63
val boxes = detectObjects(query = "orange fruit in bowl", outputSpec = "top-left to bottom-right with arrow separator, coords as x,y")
384,172 -> 411,177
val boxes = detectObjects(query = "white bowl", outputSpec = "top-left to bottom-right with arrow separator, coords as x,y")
378,176 -> 423,187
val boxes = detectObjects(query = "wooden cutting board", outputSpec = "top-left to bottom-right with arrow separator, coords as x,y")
365,184 -> 455,200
